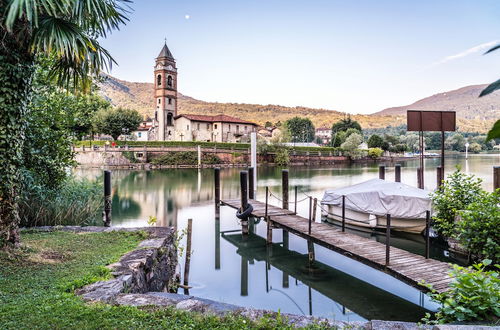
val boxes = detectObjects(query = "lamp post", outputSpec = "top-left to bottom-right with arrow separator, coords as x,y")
122,128 -> 129,147
465,142 -> 469,159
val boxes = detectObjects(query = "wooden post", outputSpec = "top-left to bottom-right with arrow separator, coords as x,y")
214,168 -> 220,214
308,197 -> 313,235
494,166 -> 500,191
103,170 -> 111,227
425,211 -> 430,259
248,167 -> 254,199
240,171 -> 249,235
294,186 -> 298,214
436,166 -> 443,189
342,195 -> 346,232
282,169 -> 289,210
417,167 -> 423,189
265,187 -> 269,219
379,165 -> 385,180
395,164 -> 401,182
312,198 -> 317,227
183,218 -> 193,294
385,214 -> 391,266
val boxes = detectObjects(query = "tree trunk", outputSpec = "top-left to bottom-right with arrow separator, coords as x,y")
0,28 -> 35,248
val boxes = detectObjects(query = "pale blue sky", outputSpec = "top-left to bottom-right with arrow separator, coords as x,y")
101,0 -> 500,114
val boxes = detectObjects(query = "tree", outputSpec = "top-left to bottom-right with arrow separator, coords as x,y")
94,108 -> 142,140
284,117 -> 315,143
264,121 -> 273,128
367,134 -> 384,148
446,133 -> 466,151
468,142 -> 482,153
341,132 -> 363,151
0,0 -> 129,247
331,117 -> 362,133
331,130 -> 346,147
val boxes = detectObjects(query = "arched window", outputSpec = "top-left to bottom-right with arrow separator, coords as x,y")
167,113 -> 173,126
167,75 -> 173,88
157,74 -> 162,86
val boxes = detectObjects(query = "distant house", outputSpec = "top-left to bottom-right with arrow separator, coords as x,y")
132,120 -> 154,141
315,127 -> 332,145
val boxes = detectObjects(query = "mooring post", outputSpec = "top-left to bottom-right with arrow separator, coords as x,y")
240,171 -> 249,235
395,164 -> 401,182
379,165 -> 385,180
342,195 -> 346,232
385,214 -> 391,266
103,170 -> 111,227
436,166 -> 443,189
214,168 -> 221,214
494,166 -> 500,191
417,167 -> 423,189
183,218 -> 193,295
425,210 -> 430,259
265,187 -> 272,244
248,167 -> 254,199
312,198 -> 317,228
197,145 -> 201,168
294,186 -> 298,214
308,197 -> 313,235
282,169 -> 289,210
265,186 -> 269,218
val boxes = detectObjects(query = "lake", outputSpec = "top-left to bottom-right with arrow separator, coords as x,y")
76,153 -> 498,322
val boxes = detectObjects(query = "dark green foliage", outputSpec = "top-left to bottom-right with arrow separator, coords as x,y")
285,117 -> 315,142
367,134 -> 384,148
457,191 -> 500,264
93,107 -> 142,140
331,117 -> 362,133
422,260 -> 500,324
150,152 -> 222,166
430,169 -> 486,237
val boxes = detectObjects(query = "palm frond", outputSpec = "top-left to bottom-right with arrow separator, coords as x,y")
71,0 -> 132,37
5,0 -> 67,29
479,78 -> 500,97
484,44 -> 500,55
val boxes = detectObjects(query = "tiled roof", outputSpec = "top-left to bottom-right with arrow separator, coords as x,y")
157,43 -> 174,60
175,114 -> 257,125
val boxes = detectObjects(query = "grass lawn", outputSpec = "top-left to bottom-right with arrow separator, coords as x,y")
0,230 -> 315,329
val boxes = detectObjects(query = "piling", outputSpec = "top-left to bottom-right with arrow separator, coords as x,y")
425,211 -> 430,259
395,164 -> 401,182
197,145 -> 201,168
248,167 -> 255,199
240,171 -> 249,235
494,166 -> 500,191
342,195 -> 346,232
385,214 -> 391,266
379,165 -> 385,180
183,218 -> 193,294
265,187 -> 272,244
103,170 -> 111,227
294,186 -> 298,214
417,167 -> 423,189
282,169 -> 289,210
436,166 -> 443,189
214,168 -> 221,214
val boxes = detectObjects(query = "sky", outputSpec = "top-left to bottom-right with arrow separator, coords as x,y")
100,0 -> 500,114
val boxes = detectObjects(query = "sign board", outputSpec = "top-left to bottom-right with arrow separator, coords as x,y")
407,110 -> 456,132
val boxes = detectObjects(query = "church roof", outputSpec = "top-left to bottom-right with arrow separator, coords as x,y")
157,42 -> 174,60
175,114 -> 257,125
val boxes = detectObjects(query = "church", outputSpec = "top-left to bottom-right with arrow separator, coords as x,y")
146,42 -> 257,143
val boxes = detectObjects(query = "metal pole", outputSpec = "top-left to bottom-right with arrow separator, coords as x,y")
441,129 -> 445,181
385,214 -> 391,266
282,169 -> 289,210
425,211 -> 430,259
248,167 -> 254,199
342,195 -> 346,232
294,186 -> 298,214
395,164 -> 401,182
197,145 -> 201,168
103,170 -> 111,227
494,166 -> 500,191
240,171 -> 249,235
379,165 -> 385,180
436,166 -> 443,189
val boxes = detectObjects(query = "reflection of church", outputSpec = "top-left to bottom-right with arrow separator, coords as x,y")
149,42 -> 257,142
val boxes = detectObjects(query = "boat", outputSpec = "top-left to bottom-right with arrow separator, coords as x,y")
320,179 -> 432,234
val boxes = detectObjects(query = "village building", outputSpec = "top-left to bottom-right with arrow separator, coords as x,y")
315,126 -> 332,145
146,42 -> 256,142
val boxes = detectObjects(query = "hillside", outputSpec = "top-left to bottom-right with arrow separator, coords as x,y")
99,75 -> 495,132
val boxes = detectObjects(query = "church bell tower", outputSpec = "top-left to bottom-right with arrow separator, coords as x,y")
154,41 -> 177,141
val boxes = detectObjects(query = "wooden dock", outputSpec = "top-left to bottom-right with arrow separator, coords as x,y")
221,198 -> 454,293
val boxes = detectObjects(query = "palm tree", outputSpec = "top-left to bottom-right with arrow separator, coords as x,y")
0,0 -> 130,247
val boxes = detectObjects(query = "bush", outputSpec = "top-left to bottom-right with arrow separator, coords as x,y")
422,260 -> 500,324
368,147 -> 384,159
430,169 -> 486,237
274,147 -> 290,166
19,174 -> 102,227
457,191 -> 500,264
150,151 -> 222,165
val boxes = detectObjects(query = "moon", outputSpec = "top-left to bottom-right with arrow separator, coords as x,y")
185,14 -> 190,20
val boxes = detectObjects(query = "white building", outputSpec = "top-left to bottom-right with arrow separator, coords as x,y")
315,127 -> 332,145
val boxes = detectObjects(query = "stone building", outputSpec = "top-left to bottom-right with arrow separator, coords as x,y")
315,127 -> 332,145
149,42 -> 256,142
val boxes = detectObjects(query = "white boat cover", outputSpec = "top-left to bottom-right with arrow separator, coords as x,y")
321,179 -> 432,219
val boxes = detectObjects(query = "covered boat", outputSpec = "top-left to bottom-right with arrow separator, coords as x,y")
321,179 -> 432,234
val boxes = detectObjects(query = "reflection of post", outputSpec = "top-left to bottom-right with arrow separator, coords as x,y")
183,218 -> 193,295
282,231 -> 289,288
241,256 -> 248,296
215,215 -> 220,270
103,170 -> 112,227
308,286 -> 313,316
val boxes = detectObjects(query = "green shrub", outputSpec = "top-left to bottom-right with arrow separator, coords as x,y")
274,148 -> 290,166
457,191 -> 500,264
422,260 -> 500,324
430,169 -> 486,237
19,174 -> 102,227
368,147 -> 384,159
150,151 -> 222,165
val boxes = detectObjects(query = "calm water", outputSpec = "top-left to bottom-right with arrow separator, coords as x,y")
77,154 -> 498,322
